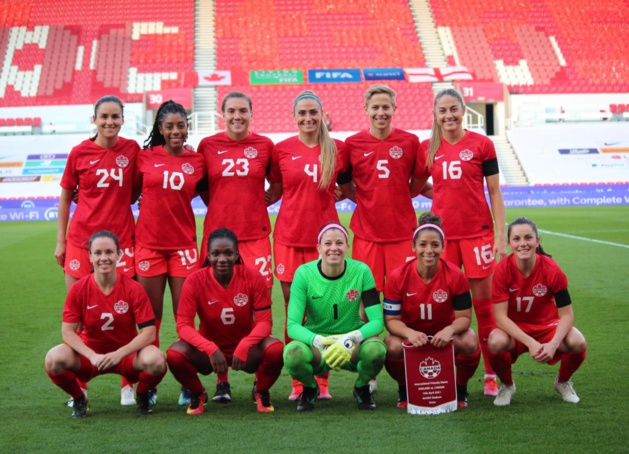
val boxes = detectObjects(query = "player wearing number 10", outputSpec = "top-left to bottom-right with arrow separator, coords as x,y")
420,88 -> 506,396
135,100 -> 206,351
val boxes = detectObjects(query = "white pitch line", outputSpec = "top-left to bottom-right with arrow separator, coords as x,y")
538,229 -> 629,249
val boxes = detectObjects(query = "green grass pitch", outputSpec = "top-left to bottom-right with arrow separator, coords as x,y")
0,206 -> 627,453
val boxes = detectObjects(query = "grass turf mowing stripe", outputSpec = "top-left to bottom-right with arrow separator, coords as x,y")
538,229 -> 629,249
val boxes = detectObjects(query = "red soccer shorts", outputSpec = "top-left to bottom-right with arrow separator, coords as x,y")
442,232 -> 495,279
510,320 -> 562,365
64,242 -> 135,278
75,352 -> 141,383
273,243 -> 319,282
352,237 -> 414,292
135,246 -> 200,278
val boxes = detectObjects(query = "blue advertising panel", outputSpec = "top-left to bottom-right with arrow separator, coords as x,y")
363,67 -> 405,81
307,69 -> 361,83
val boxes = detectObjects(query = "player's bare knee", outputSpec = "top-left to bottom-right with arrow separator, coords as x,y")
488,328 -> 508,353
45,344 -> 71,372
385,334 -> 404,359
139,345 -> 166,374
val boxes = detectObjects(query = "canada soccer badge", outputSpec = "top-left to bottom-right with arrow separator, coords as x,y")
234,293 -> 249,307
138,260 -> 150,272
433,289 -> 448,303
182,163 -> 194,175
244,146 -> 258,159
346,289 -> 359,301
276,263 -> 285,275
532,283 -> 547,297
69,259 -> 80,271
389,146 -> 403,159
419,357 -> 441,379
115,155 -> 129,168
459,149 -> 473,161
114,300 -> 129,314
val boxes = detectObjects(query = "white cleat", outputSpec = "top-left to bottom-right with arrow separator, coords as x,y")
494,383 -> 516,406
554,378 -> 580,403
368,378 -> 378,395
120,385 -> 136,406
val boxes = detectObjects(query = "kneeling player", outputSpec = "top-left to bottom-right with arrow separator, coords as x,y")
166,228 -> 283,414
45,231 -> 166,418
283,223 -> 386,411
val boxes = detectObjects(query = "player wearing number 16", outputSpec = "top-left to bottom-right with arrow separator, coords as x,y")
135,101 -> 206,352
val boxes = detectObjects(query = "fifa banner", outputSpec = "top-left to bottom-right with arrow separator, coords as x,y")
250,70 -> 304,85
308,69 -> 362,84
405,67 -> 473,83
363,68 -> 405,81
403,342 -> 457,415
197,70 -> 232,86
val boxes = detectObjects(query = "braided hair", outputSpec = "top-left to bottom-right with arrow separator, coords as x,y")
143,100 -> 188,149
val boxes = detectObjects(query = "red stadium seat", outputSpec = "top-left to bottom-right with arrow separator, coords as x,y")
619,104 -> 626,114
24,117 -> 32,126
33,117 -> 42,127
6,118 -> 15,126
610,104 -> 618,114
0,119 -> 5,127
15,118 -> 24,126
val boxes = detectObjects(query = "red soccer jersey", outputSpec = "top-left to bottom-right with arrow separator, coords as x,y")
62,274 -> 155,354
383,258 -> 470,335
421,130 -> 497,239
268,136 -> 347,247
135,146 -> 206,250
198,132 -> 273,241
345,129 -> 424,242
60,137 -> 140,248
176,264 -> 273,359
492,254 -> 567,326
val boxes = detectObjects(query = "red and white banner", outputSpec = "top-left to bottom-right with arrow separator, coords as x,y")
405,67 -> 474,83
145,89 -> 193,110
403,342 -> 457,415
197,70 -> 232,86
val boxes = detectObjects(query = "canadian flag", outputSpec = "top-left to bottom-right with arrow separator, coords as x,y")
405,67 -> 474,83
197,70 -> 232,86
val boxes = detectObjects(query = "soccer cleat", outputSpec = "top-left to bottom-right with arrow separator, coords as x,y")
353,384 -> 376,410
66,388 -> 87,408
178,388 -> 191,406
494,383 -> 516,406
147,388 -> 158,405
554,378 -> 580,403
120,384 -> 135,406
296,385 -> 319,412
288,379 -> 303,401
484,376 -> 499,396
136,392 -> 152,415
187,391 -> 208,415
457,384 -> 469,409
369,378 -> 378,395
71,395 -> 89,419
316,375 -> 332,400
397,386 -> 408,409
254,389 -> 275,413
212,381 -> 232,403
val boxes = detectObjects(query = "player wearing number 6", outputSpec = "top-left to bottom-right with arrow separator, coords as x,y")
488,218 -> 587,406
135,101 -> 206,365
166,228 -> 284,414
383,213 -> 480,409
283,223 -> 386,412
45,231 -> 167,418
420,88 -> 506,397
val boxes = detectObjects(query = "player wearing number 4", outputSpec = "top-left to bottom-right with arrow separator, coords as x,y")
283,223 -> 386,411
383,213 -> 480,409
45,231 -> 167,418
419,88 -> 506,397
267,91 -> 350,400
166,228 -> 284,414
488,218 -> 587,406
135,101 -> 206,403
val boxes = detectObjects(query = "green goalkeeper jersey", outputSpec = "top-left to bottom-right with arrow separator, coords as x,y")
287,259 -> 384,346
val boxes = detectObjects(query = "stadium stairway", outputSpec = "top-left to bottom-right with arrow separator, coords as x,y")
489,135 -> 528,186
192,0 -> 218,133
408,0 -> 447,68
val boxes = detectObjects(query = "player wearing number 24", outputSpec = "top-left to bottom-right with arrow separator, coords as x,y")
45,231 -> 167,418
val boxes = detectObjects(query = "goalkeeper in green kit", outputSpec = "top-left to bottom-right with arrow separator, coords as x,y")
283,223 -> 386,411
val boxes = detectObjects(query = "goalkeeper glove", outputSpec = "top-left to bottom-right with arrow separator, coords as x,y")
322,331 -> 363,369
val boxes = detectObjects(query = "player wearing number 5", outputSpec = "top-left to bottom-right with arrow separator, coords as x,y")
283,223 -> 386,412
420,88 -> 506,397
135,101 -> 205,355
55,95 -> 140,290
45,231 -> 167,418
166,228 -> 284,414
488,218 -> 587,406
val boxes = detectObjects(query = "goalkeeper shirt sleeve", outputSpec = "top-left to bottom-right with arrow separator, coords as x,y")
357,288 -> 384,339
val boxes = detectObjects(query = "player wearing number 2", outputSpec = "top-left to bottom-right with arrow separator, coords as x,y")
135,100 -> 205,360
267,90 -> 349,400
166,228 -> 284,414
45,231 -> 166,418
55,95 -> 139,290
488,218 -> 587,406
420,88 -> 506,397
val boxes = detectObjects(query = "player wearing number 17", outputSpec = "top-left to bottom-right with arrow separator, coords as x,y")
419,88 -> 506,397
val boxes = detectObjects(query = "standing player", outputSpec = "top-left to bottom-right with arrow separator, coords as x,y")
135,100 -> 205,403
283,223 -> 386,411
45,231 -> 167,418
422,88 -> 506,396
488,218 -> 587,406
383,212 -> 480,409
342,84 -> 431,294
267,90 -> 349,400
166,228 -> 284,414
54,95 -> 140,405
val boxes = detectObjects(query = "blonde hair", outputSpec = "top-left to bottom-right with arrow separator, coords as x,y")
427,88 -> 465,169
293,90 -> 337,190
364,84 -> 396,107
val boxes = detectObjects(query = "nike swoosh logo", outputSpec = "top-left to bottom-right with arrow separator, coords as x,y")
406,292 -> 417,297
90,159 -> 100,165
509,288 -> 519,292
604,141 -> 621,146
364,151 -> 374,157
435,155 -> 445,160
87,305 -> 98,310
217,150 -> 229,154
482,265 -> 492,270
291,156 -> 302,160
186,265 -> 196,270
154,163 -> 165,167
208,300 -> 218,305
123,267 -> 133,272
